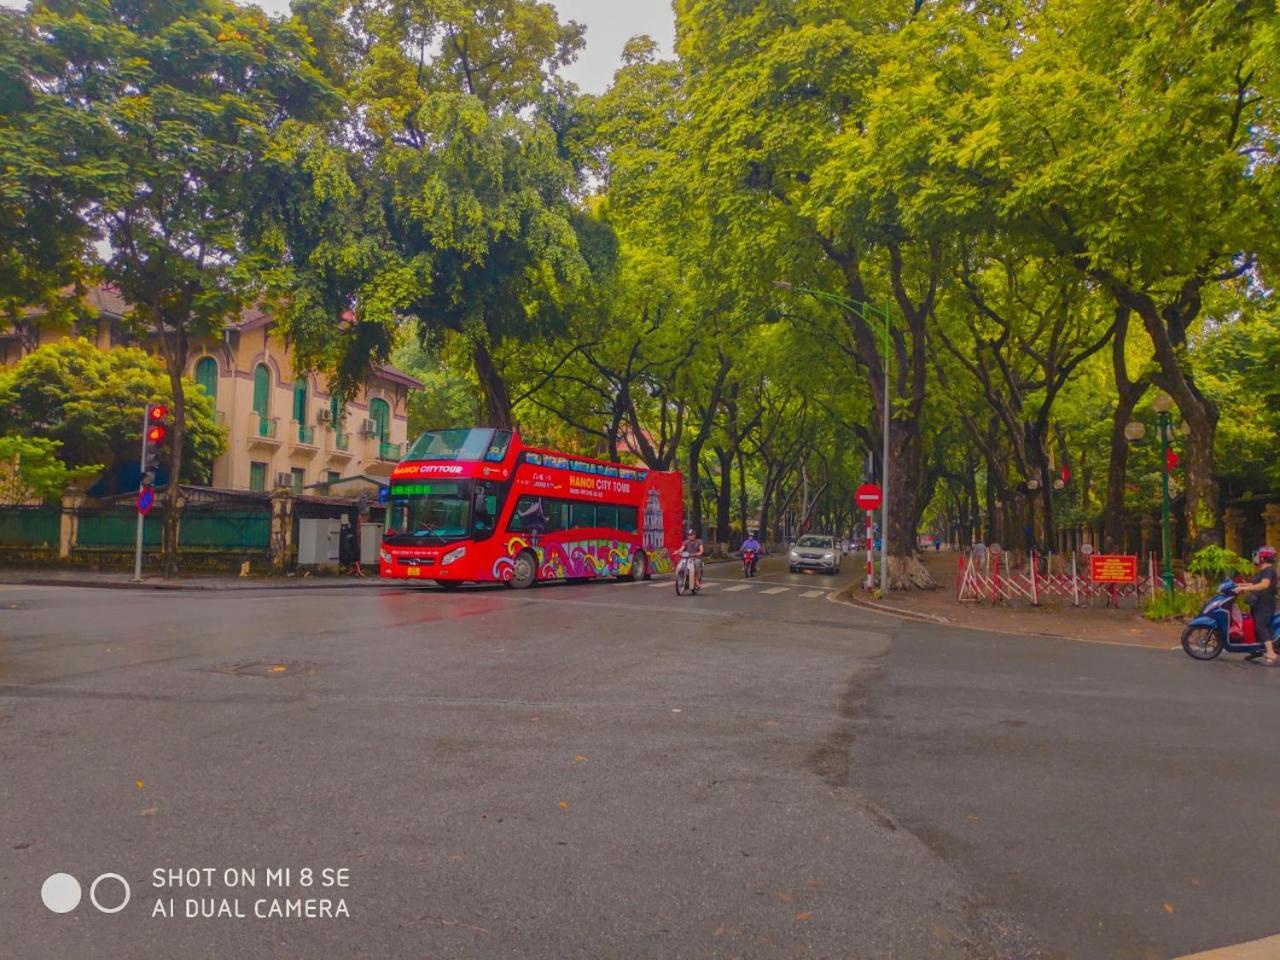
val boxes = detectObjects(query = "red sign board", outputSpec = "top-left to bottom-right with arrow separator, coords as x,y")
1166,448 -> 1180,472
1090,554 -> 1138,584
855,483 -> 883,512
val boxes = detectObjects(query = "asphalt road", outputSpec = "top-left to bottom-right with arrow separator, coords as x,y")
1,556 -> 1278,959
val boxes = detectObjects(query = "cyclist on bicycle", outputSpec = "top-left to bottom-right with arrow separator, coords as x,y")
681,527 -> 705,591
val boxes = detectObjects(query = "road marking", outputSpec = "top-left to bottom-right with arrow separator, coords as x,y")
1173,934 -> 1280,959
761,587 -> 791,595
801,590 -> 827,598
722,584 -> 752,593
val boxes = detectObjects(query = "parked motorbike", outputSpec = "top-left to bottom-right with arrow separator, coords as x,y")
742,549 -> 758,578
1181,580 -> 1280,661
675,551 -> 700,596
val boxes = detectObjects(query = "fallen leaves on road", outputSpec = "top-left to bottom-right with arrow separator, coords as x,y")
574,755 -> 587,762
135,779 -> 144,789
795,912 -> 812,922
558,801 -> 569,811
772,891 -> 794,903
1162,902 -> 1175,914
140,804 -> 158,816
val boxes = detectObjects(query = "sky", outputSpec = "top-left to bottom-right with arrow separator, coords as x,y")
1,1 -> 675,93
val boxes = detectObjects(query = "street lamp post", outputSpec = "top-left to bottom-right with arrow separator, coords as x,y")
775,280 -> 894,594
1125,392 -> 1177,597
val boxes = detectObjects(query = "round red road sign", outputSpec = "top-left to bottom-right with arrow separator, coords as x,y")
855,483 -> 883,511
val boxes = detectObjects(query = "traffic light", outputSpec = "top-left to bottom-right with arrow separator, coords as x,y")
141,403 -> 170,486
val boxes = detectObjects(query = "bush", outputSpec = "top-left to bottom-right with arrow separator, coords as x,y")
1143,589 -> 1211,622
1187,545 -> 1251,584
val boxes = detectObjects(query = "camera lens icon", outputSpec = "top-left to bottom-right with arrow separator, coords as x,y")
41,873 -> 131,915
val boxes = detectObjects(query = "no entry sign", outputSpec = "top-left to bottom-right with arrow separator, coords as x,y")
855,483 -> 883,512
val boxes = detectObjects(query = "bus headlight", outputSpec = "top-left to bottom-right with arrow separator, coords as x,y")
442,547 -> 466,566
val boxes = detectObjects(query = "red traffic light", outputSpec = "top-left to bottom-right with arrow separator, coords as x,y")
146,424 -> 168,445
148,404 -> 169,422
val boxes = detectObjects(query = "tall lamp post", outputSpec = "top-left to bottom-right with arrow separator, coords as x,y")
775,280 -> 894,594
1125,392 -> 1178,597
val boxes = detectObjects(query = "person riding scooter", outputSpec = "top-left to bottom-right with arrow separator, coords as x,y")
1236,546 -> 1279,664
741,531 -> 761,577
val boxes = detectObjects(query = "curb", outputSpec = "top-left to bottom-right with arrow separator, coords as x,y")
13,577 -> 390,592
830,586 -> 951,624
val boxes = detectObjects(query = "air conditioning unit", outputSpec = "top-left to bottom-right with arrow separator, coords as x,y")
316,408 -> 332,425
276,472 -> 295,490
359,418 -> 378,437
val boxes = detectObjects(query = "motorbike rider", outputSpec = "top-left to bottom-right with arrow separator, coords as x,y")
1236,546 -> 1278,664
740,531 -> 762,575
681,527 -> 705,591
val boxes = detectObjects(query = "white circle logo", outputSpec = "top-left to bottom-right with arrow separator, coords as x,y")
89,873 -> 131,914
41,873 -> 82,914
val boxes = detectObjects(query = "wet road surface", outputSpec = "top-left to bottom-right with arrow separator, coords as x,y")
1,560 -> 1277,959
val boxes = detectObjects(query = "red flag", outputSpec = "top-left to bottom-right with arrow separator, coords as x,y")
1166,448 -> 1180,472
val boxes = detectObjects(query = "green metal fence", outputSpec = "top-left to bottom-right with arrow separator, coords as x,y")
74,507 -> 270,552
0,507 -> 61,546
179,511 -> 270,550
76,509 -> 162,548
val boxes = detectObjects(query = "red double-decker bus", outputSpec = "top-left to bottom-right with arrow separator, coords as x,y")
379,428 -> 684,588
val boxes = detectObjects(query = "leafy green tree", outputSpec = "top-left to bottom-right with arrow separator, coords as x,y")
0,7 -> 99,330
20,0 -> 333,572
277,0 -> 593,429
0,338 -> 225,485
0,436 -> 100,504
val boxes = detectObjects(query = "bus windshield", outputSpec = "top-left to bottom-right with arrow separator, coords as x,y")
385,481 -> 473,544
404,428 -> 511,463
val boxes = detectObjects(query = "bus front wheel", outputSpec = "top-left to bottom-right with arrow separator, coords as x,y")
510,550 -> 538,590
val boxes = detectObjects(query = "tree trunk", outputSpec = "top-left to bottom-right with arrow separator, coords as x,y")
737,449 -> 749,535
1103,306 -> 1147,549
472,337 -> 513,429
714,446 -> 732,542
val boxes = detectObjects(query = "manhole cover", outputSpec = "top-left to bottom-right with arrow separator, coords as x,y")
215,660 -> 316,678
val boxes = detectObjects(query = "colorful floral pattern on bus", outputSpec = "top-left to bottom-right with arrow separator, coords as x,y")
492,534 -> 638,581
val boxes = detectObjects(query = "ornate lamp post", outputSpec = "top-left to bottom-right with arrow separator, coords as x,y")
775,280 -> 894,594
1126,392 -> 1177,597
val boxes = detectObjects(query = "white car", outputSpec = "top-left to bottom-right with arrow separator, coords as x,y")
789,535 -> 842,575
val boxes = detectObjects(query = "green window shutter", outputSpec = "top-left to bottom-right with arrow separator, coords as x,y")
329,394 -> 341,425
195,357 -> 218,402
293,379 -> 308,424
253,365 -> 270,417
249,462 -> 266,492
370,398 -> 390,440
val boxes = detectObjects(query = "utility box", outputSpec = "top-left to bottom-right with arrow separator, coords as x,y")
360,523 -> 383,567
298,518 -> 341,567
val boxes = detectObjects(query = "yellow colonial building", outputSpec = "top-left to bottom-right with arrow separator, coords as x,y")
2,286 -> 421,495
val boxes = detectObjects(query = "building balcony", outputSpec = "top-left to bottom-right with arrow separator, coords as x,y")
248,413 -> 280,448
326,431 -> 353,463
377,441 -> 402,462
296,422 -> 316,446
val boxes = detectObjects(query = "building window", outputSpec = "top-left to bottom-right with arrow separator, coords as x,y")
249,461 -> 267,492
252,364 -> 271,418
195,356 -> 218,402
369,397 -> 390,441
293,378 -> 308,425
329,394 -> 343,426
326,470 -> 341,487
291,467 -> 306,495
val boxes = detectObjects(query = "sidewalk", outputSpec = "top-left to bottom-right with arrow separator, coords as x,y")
0,568 -> 388,591
842,553 -> 1177,650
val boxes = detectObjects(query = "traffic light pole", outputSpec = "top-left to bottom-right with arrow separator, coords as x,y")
132,406 -> 149,582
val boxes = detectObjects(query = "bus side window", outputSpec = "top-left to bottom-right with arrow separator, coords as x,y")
618,506 -> 638,534
596,505 -> 619,531
569,502 -> 596,528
